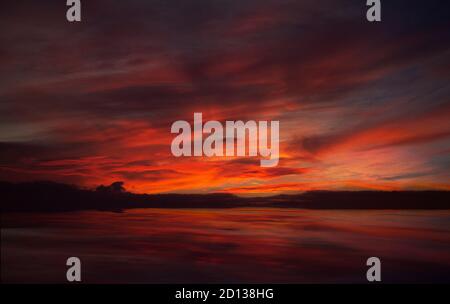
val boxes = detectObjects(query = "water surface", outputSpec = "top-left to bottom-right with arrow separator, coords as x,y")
2,208 -> 450,283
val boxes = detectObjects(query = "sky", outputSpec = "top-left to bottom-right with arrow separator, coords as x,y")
1,0 -> 449,195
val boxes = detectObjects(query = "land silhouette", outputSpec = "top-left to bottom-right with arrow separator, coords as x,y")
1,181 -> 449,212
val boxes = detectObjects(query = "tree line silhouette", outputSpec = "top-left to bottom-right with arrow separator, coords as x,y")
1,181 -> 449,212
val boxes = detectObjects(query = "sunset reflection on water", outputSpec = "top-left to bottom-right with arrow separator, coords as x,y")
2,208 -> 450,283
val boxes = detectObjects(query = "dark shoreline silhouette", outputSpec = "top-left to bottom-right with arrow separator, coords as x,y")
1,181 -> 449,212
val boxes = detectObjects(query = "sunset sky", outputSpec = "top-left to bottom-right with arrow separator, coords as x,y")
1,0 -> 449,195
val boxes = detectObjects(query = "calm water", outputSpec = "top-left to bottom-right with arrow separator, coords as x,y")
2,208 -> 450,283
